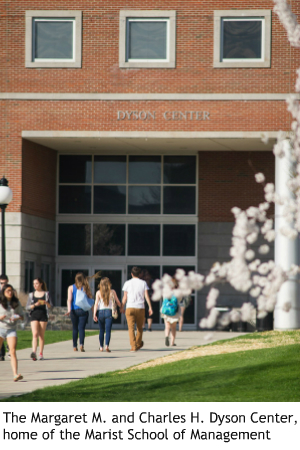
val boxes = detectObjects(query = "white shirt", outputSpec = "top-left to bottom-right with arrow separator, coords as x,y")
122,278 -> 149,309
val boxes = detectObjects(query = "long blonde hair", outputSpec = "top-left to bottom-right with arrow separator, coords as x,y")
75,272 -> 92,298
99,277 -> 112,307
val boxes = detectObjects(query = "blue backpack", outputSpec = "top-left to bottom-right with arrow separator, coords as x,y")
161,296 -> 178,316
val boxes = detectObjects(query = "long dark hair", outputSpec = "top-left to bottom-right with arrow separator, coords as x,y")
34,278 -> 47,291
0,284 -> 19,310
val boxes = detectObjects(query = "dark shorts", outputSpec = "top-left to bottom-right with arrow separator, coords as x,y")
30,310 -> 48,322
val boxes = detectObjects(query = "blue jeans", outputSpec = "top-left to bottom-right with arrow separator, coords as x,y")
97,309 -> 113,348
70,309 -> 89,348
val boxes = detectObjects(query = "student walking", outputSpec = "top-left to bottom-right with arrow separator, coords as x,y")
122,267 -> 153,352
66,272 -> 92,352
161,278 -> 180,347
93,277 -> 122,352
0,284 -> 24,381
26,278 -> 53,361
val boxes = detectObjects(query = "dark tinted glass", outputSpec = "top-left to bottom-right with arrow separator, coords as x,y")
93,224 -> 125,256
58,224 -> 91,256
94,186 -> 126,214
61,269 -> 89,307
128,225 -> 160,256
163,156 -> 196,184
163,186 -> 195,214
163,225 -> 195,256
127,265 -> 161,324
222,20 -> 262,59
94,156 -> 126,184
94,269 -> 122,323
162,265 -> 196,277
59,186 -> 91,214
128,21 -> 167,60
59,155 -> 92,183
128,186 -> 161,214
129,156 -> 161,184
35,20 -> 73,59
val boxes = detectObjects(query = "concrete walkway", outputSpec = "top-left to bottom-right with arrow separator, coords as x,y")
0,330 -> 244,400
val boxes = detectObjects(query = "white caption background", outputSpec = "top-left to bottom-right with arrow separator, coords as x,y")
0,402 -> 299,450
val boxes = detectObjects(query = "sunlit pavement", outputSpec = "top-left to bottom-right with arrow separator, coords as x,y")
0,330 -> 245,400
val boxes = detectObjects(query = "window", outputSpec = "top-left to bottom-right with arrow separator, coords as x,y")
25,260 -> 35,293
25,11 -> 82,68
41,263 -> 51,290
214,10 -> 271,68
119,10 -> 176,68
58,155 -> 197,215
58,224 -> 91,255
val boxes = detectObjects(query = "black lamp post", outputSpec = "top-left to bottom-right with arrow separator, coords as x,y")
0,176 -> 13,276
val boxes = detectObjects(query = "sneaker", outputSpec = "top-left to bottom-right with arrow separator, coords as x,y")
165,336 -> 169,347
30,352 -> 37,361
80,346 -> 85,352
7,353 -> 11,359
38,354 -> 44,360
148,328 -> 152,332
0,356 -> 4,361
130,348 -> 137,352
137,341 -> 144,350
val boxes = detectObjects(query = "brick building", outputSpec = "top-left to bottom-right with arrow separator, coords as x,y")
1,1 -> 299,329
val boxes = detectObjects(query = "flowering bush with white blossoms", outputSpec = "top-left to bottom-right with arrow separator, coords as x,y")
151,0 -> 300,330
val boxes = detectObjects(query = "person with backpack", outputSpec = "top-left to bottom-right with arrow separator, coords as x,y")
66,272 -> 93,352
161,278 -> 180,347
26,278 -> 53,361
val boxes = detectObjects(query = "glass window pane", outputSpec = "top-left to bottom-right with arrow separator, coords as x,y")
94,156 -> 126,184
129,156 -> 161,184
162,265 -> 196,277
58,224 -> 91,255
128,186 -> 161,214
59,186 -> 91,214
93,224 -> 125,256
164,156 -> 196,184
128,21 -> 167,60
94,186 -> 126,214
222,20 -> 262,59
128,224 -> 160,256
163,225 -> 195,256
35,20 -> 73,59
59,155 -> 92,183
41,263 -> 50,290
127,265 -> 161,324
163,186 -> 195,214
61,269 -> 88,307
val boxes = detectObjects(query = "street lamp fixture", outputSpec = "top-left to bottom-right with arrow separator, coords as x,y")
0,176 -> 13,276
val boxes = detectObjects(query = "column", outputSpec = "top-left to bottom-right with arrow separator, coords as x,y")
274,139 -> 300,329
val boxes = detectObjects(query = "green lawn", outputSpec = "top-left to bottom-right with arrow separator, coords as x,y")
3,332 -> 299,402
14,330 -> 98,350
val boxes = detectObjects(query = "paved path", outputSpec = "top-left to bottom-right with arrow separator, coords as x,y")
0,330 -> 244,400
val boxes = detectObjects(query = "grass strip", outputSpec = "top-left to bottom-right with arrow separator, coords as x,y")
3,341 -> 299,402
14,330 -> 98,351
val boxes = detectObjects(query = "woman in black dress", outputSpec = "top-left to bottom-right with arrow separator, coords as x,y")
26,278 -> 52,361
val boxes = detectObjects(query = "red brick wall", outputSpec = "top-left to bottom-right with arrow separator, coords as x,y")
22,139 -> 56,220
1,1 -> 299,94
199,151 -> 275,221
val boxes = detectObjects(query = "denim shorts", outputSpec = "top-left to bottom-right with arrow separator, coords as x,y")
0,328 -> 17,339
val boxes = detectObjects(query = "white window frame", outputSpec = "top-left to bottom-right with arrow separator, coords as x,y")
119,10 -> 176,68
213,10 -> 271,68
25,11 -> 82,68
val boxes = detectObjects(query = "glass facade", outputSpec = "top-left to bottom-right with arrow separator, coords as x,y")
57,153 -> 197,327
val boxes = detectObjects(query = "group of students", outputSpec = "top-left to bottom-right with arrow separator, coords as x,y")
67,267 -> 190,353
0,267 -> 190,382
